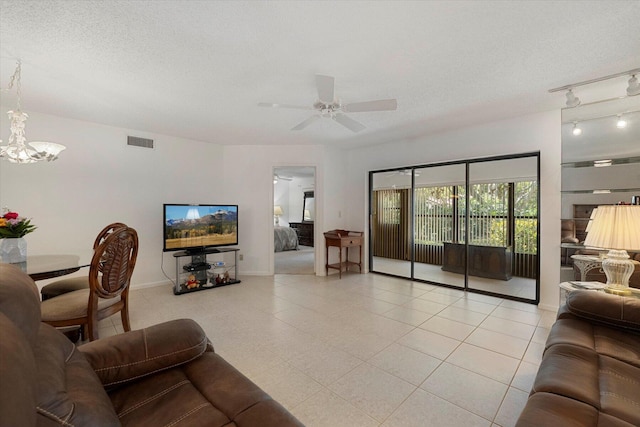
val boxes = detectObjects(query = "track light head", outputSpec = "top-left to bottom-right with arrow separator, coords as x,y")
627,75 -> 640,96
565,89 -> 581,107
572,122 -> 582,136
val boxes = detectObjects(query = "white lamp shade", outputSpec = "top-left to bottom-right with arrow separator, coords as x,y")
583,205 -> 640,251
274,206 -> 283,216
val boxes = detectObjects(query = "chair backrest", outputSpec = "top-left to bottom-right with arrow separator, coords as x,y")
89,226 -> 138,299
93,222 -> 127,250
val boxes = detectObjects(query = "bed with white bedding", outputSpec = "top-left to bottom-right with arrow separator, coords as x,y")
274,226 -> 299,252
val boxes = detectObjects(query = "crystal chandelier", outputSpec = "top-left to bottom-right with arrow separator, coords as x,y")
0,61 -> 66,163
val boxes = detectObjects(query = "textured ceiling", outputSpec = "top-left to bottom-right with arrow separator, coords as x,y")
1,0 -> 639,147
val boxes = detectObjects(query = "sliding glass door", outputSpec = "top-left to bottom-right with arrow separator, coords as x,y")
413,164 -> 466,288
369,153 -> 540,303
370,170 -> 412,278
467,157 -> 538,300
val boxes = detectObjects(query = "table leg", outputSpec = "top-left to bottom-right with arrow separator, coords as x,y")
325,245 -> 329,276
339,247 -> 343,279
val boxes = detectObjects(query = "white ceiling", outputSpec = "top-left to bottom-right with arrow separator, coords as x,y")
1,1 -> 639,148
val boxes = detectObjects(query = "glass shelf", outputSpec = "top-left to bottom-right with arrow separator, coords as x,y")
562,156 -> 640,169
561,188 -> 640,194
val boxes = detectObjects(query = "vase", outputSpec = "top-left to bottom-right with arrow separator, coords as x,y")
0,237 -> 27,263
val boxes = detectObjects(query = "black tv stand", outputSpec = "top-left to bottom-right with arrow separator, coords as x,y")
173,247 -> 240,295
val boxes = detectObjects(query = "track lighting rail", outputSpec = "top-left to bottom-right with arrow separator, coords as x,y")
548,68 -> 640,93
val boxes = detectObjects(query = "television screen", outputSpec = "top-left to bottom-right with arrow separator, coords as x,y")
163,204 -> 238,252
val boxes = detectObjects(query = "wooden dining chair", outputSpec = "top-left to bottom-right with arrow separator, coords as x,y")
41,226 -> 139,341
40,222 -> 127,301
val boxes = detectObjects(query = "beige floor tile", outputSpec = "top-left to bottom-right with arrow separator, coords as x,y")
464,293 -> 504,305
419,315 -> 476,341
420,362 -> 508,421
291,389 -> 379,427
329,363 -> 416,422
287,341 -> 363,386
465,328 -> 530,359
327,328 -> 396,360
511,361 -> 538,393
381,389 -> 491,427
251,361 -> 324,410
451,298 -> 499,315
479,316 -> 536,341
522,341 -> 545,366
402,298 -> 448,315
418,291 -> 462,305
437,306 -> 488,326
530,326 -> 550,345
490,306 -> 541,326
494,387 -> 530,427
398,328 -> 461,360
446,343 -> 520,385
372,290 -> 415,305
380,305 -> 433,326
369,343 -> 442,386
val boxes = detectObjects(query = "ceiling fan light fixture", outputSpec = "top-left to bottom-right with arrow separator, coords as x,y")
565,89 -> 581,108
627,75 -> 640,96
572,122 -> 582,136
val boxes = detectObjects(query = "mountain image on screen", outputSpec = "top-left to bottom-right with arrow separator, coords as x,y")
164,205 -> 238,251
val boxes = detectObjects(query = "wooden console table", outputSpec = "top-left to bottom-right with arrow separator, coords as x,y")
324,230 -> 363,278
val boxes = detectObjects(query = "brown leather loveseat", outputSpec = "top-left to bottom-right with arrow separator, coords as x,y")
0,263 -> 303,427
516,290 -> 640,426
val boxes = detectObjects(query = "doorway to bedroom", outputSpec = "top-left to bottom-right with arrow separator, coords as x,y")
273,166 -> 316,275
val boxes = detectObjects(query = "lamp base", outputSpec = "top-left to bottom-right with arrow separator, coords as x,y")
604,286 -> 634,296
602,249 -> 634,290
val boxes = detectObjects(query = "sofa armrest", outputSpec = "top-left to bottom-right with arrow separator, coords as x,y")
565,290 -> 640,333
78,318 -> 211,387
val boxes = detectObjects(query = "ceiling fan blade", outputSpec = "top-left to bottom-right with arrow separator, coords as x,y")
333,113 -> 366,133
342,99 -> 398,112
291,115 -> 320,131
316,75 -> 335,103
258,102 -> 313,110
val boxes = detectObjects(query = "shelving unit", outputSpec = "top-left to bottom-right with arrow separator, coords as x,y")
173,247 -> 240,295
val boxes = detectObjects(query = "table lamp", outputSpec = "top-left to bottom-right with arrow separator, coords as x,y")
274,205 -> 283,226
583,205 -> 640,294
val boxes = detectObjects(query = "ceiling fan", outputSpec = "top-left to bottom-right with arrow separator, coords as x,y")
259,75 -> 397,132
273,174 -> 293,184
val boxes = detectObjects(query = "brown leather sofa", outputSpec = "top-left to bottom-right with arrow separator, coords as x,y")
516,290 -> 640,426
0,263 -> 303,427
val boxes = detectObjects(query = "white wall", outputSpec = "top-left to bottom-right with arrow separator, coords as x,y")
1,108 -> 563,310
0,109 -> 222,289
344,110 -> 562,310
273,176 -> 314,226
222,144 -> 326,275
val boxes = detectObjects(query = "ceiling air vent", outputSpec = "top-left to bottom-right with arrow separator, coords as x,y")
127,136 -> 154,149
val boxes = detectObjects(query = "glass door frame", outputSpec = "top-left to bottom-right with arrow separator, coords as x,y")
368,151 -> 540,304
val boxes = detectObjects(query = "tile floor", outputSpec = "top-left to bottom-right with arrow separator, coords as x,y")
98,272 -> 557,427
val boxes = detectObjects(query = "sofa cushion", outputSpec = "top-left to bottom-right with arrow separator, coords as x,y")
546,318 -> 640,368
109,351 -> 302,427
565,291 -> 640,333
516,392 -> 636,427
79,318 -> 210,387
531,343 -> 640,426
0,264 -> 42,345
34,323 -> 120,426
0,312 -> 37,427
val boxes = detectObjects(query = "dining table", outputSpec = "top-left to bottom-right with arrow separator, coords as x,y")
5,254 -> 92,281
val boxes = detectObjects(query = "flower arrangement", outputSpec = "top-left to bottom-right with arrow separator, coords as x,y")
0,209 -> 37,238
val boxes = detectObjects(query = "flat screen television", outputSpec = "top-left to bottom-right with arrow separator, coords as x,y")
163,204 -> 238,253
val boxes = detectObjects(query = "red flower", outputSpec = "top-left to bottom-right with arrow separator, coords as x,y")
3,212 -> 19,220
